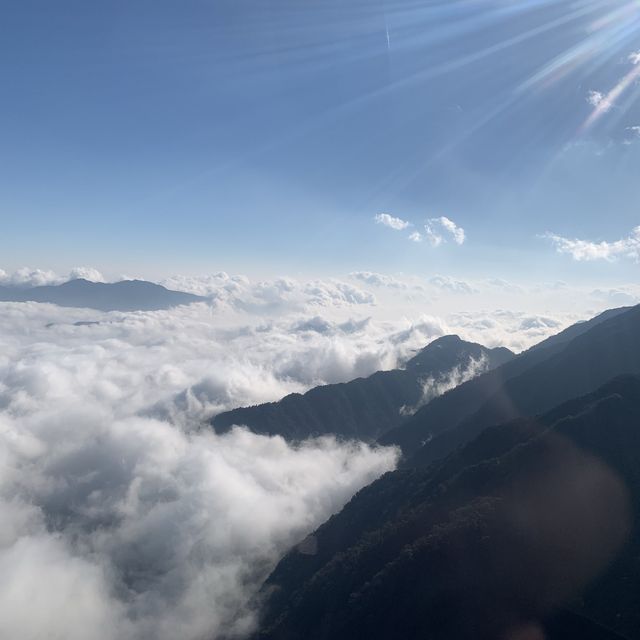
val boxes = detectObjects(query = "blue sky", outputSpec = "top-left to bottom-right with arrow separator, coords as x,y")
2,0 -> 640,284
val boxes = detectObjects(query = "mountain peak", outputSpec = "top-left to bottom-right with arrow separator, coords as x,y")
426,334 -> 463,347
405,335 -> 512,373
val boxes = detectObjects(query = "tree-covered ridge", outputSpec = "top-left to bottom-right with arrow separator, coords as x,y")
257,375 -> 640,640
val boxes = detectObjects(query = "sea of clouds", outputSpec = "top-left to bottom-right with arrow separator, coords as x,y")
0,301 -> 401,640
0,268 -> 619,640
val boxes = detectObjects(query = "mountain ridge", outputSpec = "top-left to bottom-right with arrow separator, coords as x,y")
378,304 -> 637,463
212,335 -> 514,442
257,374 -> 640,640
404,303 -> 640,467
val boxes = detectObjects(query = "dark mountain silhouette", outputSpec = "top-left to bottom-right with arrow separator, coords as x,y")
379,305 -> 638,465
0,279 -> 206,311
526,306 -> 630,353
213,336 -> 514,441
257,375 -> 640,640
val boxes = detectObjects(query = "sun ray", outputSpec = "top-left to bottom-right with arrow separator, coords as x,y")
581,54 -> 640,133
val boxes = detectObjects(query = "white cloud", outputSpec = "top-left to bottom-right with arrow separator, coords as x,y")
0,267 -> 61,288
349,272 -> 408,290
162,274 -> 375,313
543,227 -> 640,262
372,214 -> 464,247
400,354 -> 489,417
162,272 -> 250,297
583,52 -> 640,131
374,213 -> 410,231
587,90 -> 612,111
425,216 -> 466,246
68,266 -> 106,282
438,216 -> 466,245
428,275 -> 478,295
590,287 -> 639,307
485,278 -> 526,294
0,266 -> 106,288
304,280 -> 375,307
425,226 -> 443,247
0,415 -> 396,640
446,309 -> 571,352
624,125 -> 640,144
0,303 -> 399,640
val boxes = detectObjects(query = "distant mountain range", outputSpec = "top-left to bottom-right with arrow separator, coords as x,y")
0,279 -> 206,311
251,303 -> 640,639
213,336 -> 514,441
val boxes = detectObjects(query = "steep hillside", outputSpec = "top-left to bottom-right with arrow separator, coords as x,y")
406,303 -> 640,467
380,305 -> 638,464
257,375 -> 640,640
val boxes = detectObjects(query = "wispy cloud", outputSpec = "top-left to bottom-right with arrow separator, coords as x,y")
543,227 -> 640,261
374,213 -> 410,231
400,354 -> 489,417
424,226 -> 443,247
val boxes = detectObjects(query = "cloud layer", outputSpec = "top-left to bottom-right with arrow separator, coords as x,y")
0,302 -> 399,640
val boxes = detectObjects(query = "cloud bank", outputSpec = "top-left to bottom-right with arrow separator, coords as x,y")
0,266 -> 106,287
161,273 -> 376,313
0,303 -> 398,640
